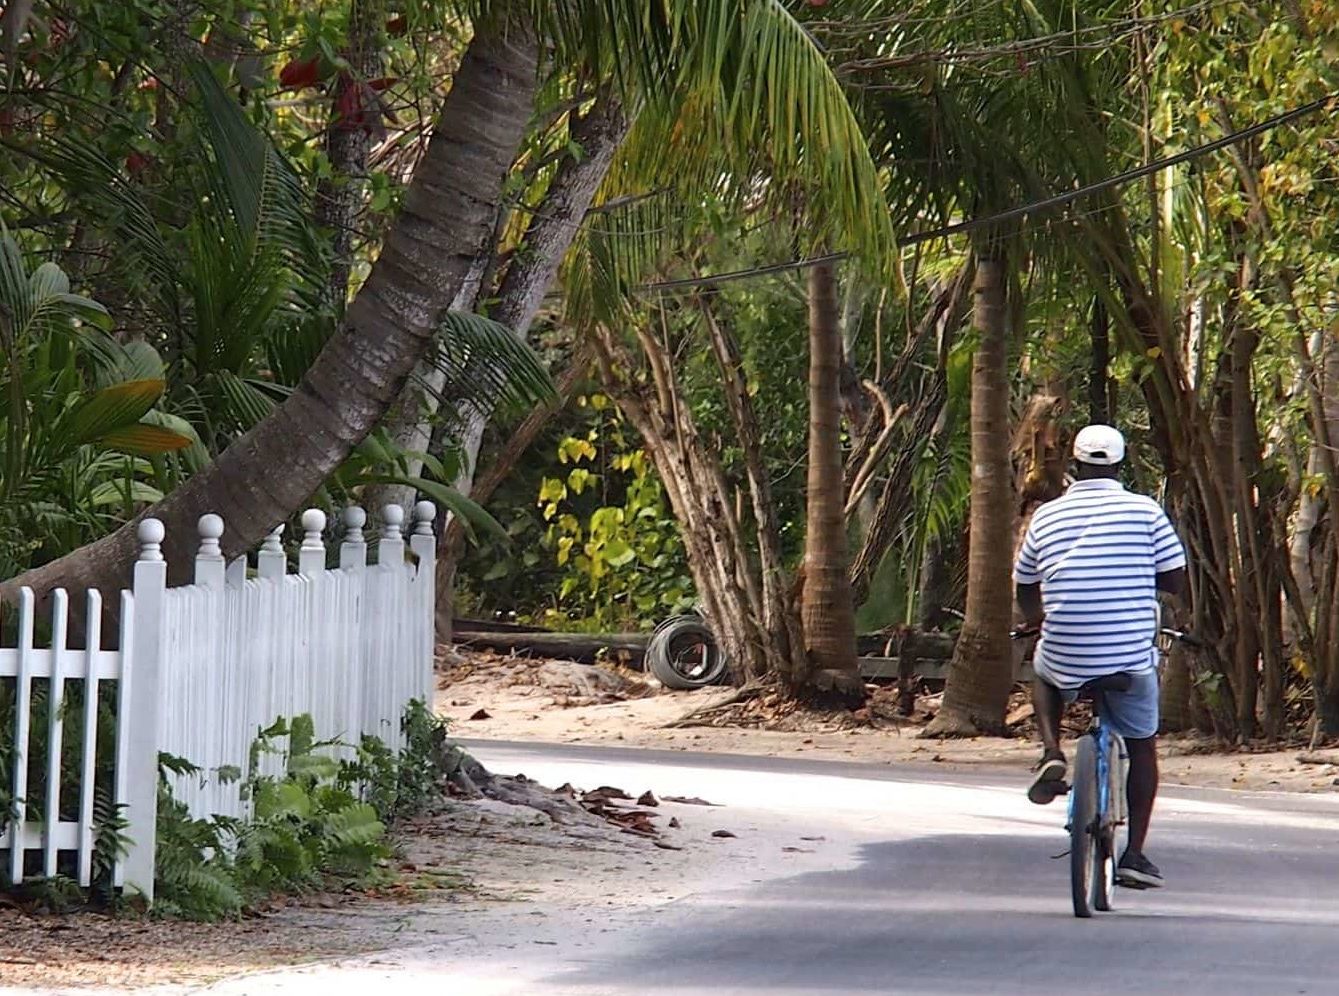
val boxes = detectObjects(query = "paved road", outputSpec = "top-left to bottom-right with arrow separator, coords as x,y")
198,741 -> 1339,996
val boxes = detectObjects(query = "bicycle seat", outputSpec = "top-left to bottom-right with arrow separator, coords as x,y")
1076,672 -> 1135,699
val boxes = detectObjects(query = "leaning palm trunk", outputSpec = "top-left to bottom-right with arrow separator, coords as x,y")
798,259 -> 862,696
371,92 -> 628,561
313,0 -> 382,312
927,252 -> 1016,736
1,16 -> 540,616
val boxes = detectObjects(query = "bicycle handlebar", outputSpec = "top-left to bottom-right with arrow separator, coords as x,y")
1159,627 -> 1203,648
1009,624 -> 1202,647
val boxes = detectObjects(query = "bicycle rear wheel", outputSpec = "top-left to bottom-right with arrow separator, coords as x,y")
1069,735 -> 1101,918
1093,737 -> 1122,911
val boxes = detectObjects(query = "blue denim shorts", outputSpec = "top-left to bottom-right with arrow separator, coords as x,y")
1037,663 -> 1160,740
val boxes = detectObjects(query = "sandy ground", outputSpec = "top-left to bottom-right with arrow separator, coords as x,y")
435,651 -> 1339,796
1,777 -> 708,992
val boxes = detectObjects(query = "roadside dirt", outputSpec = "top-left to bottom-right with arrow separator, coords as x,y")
436,650 -> 1339,796
0,781 -> 700,992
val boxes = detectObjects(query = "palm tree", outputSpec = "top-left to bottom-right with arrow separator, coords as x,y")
3,7 -> 541,608
2,0 -> 895,624
800,259 -> 862,693
927,249 -> 1016,734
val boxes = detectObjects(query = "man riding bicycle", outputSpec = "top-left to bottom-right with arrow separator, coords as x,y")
1013,424 -> 1186,889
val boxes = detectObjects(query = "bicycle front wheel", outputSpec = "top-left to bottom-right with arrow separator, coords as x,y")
1069,735 -> 1101,918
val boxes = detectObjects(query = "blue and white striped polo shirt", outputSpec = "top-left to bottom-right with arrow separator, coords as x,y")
1013,479 -> 1186,689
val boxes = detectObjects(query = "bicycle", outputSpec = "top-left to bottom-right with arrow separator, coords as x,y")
1013,624 -> 1200,918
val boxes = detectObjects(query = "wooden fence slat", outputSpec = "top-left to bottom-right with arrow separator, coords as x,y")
9,588 -> 36,885
43,589 -> 70,877
5,503 -> 438,896
77,589 -> 103,888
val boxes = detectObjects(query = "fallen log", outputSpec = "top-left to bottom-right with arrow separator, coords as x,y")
453,617 -> 554,635
451,623 -> 966,680
453,629 -> 650,664
857,629 -> 957,658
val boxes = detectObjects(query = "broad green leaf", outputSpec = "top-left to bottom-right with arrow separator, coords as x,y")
61,379 -> 166,444
87,480 -> 165,507
95,422 -> 195,456
603,538 -> 636,568
357,474 -> 508,544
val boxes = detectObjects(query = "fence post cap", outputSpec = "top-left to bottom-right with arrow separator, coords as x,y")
261,523 -> 285,549
137,518 -> 165,560
343,505 -> 367,530
301,508 -> 327,535
198,513 -> 224,541
382,504 -> 405,532
413,501 -> 436,535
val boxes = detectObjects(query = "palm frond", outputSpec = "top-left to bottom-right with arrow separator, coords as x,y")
612,1 -> 895,268
187,61 -> 329,294
423,311 -> 557,417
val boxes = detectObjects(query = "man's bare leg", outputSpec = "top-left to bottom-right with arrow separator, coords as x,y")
1027,678 -> 1067,805
1117,735 -> 1164,886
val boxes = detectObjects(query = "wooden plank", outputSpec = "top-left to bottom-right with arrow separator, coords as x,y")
0,648 -> 122,680
0,820 -> 82,853
9,588 -> 35,885
455,630 -> 651,664
43,590 -> 69,877
860,657 -> 1034,683
78,590 -> 103,888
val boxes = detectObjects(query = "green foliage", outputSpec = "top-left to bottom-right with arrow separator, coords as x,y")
338,700 -> 453,823
153,702 -> 448,921
0,230 -> 191,575
536,398 -> 693,630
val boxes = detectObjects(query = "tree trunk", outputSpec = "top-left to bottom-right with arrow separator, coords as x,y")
1287,329 -> 1337,644
313,0 -> 382,313
364,260 -> 488,516
699,301 -> 808,685
1159,644 -> 1195,733
419,93 -> 629,636
594,326 -> 772,683
1,13 -> 540,619
1089,293 -> 1112,424
916,534 -> 950,631
799,259 -> 861,696
927,253 -> 1015,736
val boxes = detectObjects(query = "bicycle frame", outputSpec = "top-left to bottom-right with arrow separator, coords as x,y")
1068,707 -> 1127,835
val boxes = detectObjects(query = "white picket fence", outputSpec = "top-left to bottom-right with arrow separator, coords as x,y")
1,502 -> 437,901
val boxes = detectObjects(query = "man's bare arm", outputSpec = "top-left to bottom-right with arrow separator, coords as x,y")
1016,582 -> 1044,629
1156,567 -> 1186,598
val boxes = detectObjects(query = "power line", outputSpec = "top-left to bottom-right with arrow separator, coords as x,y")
640,91 -> 1337,293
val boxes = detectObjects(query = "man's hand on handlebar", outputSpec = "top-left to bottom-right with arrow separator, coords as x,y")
1159,627 -> 1203,648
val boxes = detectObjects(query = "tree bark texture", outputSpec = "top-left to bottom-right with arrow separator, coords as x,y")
313,0 -> 382,313
699,301 -> 808,686
799,260 -> 860,687
421,93 -> 630,637
1089,293 -> 1112,424
1,14 -> 540,623
592,315 -> 803,686
927,254 -> 1016,736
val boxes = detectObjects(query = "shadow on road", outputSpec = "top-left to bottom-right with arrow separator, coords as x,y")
542,829 -> 1339,995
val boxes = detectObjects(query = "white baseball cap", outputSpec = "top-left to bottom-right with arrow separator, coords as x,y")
1073,424 -> 1126,465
